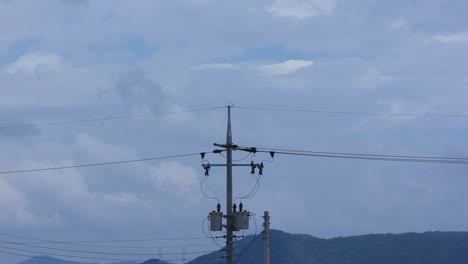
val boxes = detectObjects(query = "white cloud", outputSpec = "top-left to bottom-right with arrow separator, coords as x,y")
0,134 -> 201,231
267,0 -> 336,19
258,60 -> 314,76
1,159 -> 94,227
5,52 -> 63,75
0,179 -> 40,226
11,160 -> 94,201
433,33 -> 468,43
151,160 -> 198,194
75,134 -> 140,161
354,68 -> 392,89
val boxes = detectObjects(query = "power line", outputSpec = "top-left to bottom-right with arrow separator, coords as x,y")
0,233 -> 211,243
236,147 -> 468,164
0,244 -> 221,263
0,152 -> 204,175
0,239 -> 215,256
237,146 -> 468,165
233,218 -> 260,264
254,147 -> 468,161
0,244 -> 146,262
0,106 -> 225,129
234,105 -> 468,118
235,172 -> 261,203
0,251 -> 91,264
0,240 -> 216,249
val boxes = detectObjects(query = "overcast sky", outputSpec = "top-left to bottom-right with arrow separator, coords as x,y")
1,0 -> 468,263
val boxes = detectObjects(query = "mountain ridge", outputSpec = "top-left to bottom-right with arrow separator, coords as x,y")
187,229 -> 468,264
16,230 -> 468,264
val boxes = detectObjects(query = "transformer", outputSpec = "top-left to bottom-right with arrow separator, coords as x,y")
233,211 -> 250,231
209,211 -> 223,231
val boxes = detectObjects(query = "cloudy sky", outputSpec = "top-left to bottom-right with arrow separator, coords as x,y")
1,0 -> 468,263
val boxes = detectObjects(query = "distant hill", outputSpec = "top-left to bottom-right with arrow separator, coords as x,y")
16,231 -> 468,264
17,255 -> 78,264
17,255 -> 139,264
140,259 -> 172,264
188,230 -> 468,264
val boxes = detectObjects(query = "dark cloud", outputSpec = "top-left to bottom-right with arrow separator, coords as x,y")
114,70 -> 164,111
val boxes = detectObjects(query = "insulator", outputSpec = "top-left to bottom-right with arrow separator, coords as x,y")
270,152 -> 275,158
233,203 -> 237,212
200,152 -> 206,159
239,202 -> 243,212
217,203 -> 221,213
258,162 -> 264,175
250,161 -> 255,174
204,167 -> 210,176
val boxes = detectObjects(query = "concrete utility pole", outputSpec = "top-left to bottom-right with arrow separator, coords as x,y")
263,211 -> 270,264
225,105 -> 234,264
182,247 -> 186,264
204,105 -> 265,264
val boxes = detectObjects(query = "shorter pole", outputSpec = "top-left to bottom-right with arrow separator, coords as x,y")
263,211 -> 270,264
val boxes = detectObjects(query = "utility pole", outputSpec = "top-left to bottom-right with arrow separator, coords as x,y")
203,105 -> 264,264
263,211 -> 270,264
225,105 -> 234,264
182,247 -> 186,264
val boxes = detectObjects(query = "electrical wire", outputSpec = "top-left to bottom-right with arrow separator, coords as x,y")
241,230 -> 245,251
0,240 -> 216,249
255,147 -> 468,161
0,246 -> 223,264
234,105 -> 468,118
202,218 -> 225,249
237,146 -> 468,165
0,250 -> 92,264
218,152 -> 252,162
0,232 -> 234,263
200,214 -> 260,263
0,106 -> 225,130
0,232 -> 221,263
200,177 -> 220,203
0,239 -> 214,256
233,215 -> 259,263
0,152 -> 205,175
261,151 -> 468,164
0,244 -> 146,262
218,152 -> 260,203
235,173 -> 261,204
0,233 -> 211,243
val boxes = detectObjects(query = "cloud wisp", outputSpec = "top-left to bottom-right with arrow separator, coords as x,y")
267,0 -> 336,19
